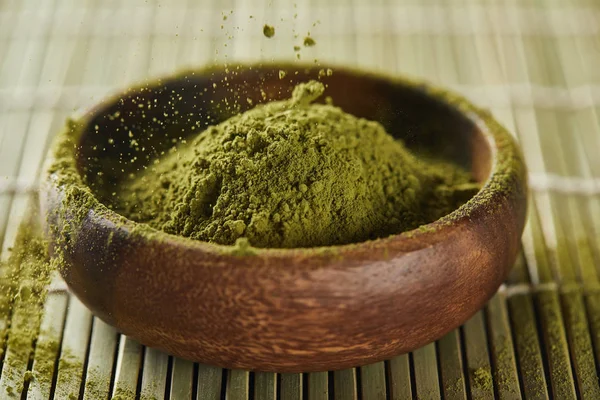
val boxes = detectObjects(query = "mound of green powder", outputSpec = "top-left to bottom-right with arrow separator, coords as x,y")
116,80 -> 478,248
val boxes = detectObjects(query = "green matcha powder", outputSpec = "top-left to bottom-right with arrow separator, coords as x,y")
115,80 -> 477,248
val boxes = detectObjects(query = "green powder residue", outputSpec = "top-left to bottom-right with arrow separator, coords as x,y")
450,377 -> 464,396
585,290 -> 600,375
508,294 -> 549,398
23,371 -> 34,383
559,286 -> 600,398
112,387 -> 136,400
263,24 -> 275,38
31,337 -> 61,386
490,334 -> 519,395
303,36 -> 316,47
115,80 -> 477,248
472,367 -> 493,391
536,290 -> 576,398
0,213 -> 121,395
0,215 -> 57,398
81,366 -> 118,399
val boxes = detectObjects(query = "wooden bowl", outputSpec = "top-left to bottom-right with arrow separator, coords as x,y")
41,63 -> 527,372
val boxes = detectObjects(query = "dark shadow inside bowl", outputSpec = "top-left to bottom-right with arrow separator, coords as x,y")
76,64 -> 492,226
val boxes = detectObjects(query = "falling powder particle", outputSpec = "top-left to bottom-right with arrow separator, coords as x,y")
303,36 -> 316,47
263,24 -> 275,38
293,45 -> 301,52
279,70 -> 287,79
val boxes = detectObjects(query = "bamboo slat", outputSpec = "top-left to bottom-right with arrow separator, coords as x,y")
140,347 -> 169,400
508,293 -> 549,399
54,297 -> 93,399
333,368 -> 357,400
196,364 -> 223,400
170,358 -> 195,399
27,293 -> 69,400
412,343 -> 441,400
82,319 -> 118,400
253,372 -> 277,400
225,370 -> 249,400
463,312 -> 495,399
360,362 -> 387,399
486,294 -> 522,399
111,337 -> 143,399
386,355 -> 412,400
280,373 -> 303,400
307,372 -> 328,400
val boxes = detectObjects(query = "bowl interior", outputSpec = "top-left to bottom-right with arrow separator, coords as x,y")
76,65 -> 492,224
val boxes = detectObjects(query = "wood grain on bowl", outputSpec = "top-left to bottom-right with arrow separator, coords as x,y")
40,63 -> 527,372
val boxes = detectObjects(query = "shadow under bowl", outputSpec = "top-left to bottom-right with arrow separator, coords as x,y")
41,63 -> 528,372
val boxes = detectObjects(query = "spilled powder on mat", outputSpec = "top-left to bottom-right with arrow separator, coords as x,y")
0,217 -> 58,397
472,367 -> 493,391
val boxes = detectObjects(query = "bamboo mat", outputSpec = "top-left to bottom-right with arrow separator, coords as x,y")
1,0 -> 600,398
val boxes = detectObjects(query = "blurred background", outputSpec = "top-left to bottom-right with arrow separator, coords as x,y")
2,0 -> 600,399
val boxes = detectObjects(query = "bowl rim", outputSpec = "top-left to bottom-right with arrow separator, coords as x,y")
44,61 -> 526,258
